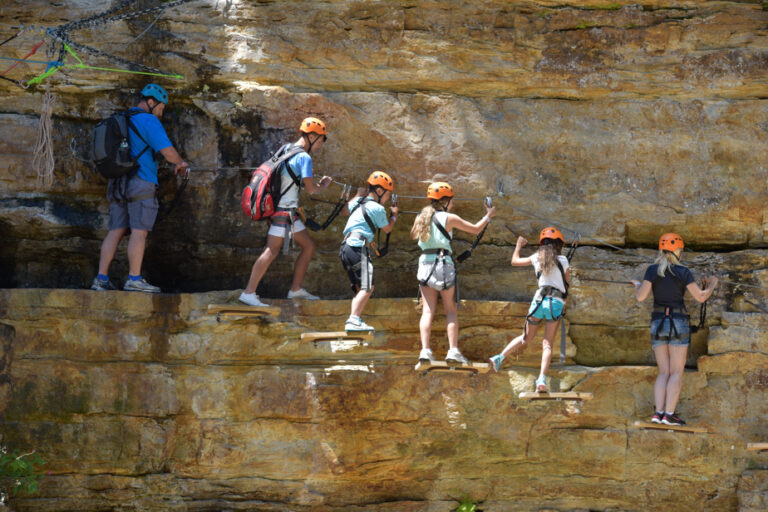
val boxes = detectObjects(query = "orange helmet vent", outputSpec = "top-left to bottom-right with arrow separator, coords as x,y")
539,227 -> 565,244
659,233 -> 684,251
427,182 -> 454,201
367,171 -> 394,191
300,117 -> 327,136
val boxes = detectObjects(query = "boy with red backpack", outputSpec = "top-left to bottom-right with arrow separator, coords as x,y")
239,117 -> 332,306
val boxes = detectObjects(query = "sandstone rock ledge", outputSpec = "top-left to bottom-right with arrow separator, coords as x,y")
0,289 -> 766,511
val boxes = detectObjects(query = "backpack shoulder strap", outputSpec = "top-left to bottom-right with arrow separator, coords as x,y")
125,111 -> 151,160
276,144 -> 306,197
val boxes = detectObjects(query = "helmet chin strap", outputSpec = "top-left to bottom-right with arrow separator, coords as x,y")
148,99 -> 162,116
663,249 -> 680,261
305,133 -> 323,153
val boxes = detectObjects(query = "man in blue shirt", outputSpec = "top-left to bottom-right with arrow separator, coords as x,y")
91,83 -> 189,293
238,117 -> 332,307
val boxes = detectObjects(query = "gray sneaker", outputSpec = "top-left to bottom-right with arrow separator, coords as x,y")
123,277 -> 161,293
445,348 -> 469,365
91,277 -> 117,291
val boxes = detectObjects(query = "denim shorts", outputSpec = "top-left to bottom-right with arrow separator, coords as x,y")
107,176 -> 158,231
650,313 -> 690,347
527,296 -> 564,322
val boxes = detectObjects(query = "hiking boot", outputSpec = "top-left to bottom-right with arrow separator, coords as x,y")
91,276 -> 117,291
535,375 -> 548,393
418,348 -> 435,362
345,316 -> 374,332
239,292 -> 268,307
287,288 -> 319,300
123,277 -> 161,293
489,354 -> 505,372
651,411 -> 664,424
662,412 -> 686,426
445,348 -> 469,365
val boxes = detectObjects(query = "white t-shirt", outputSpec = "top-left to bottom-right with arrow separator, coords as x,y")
277,151 -> 313,209
531,253 -> 569,295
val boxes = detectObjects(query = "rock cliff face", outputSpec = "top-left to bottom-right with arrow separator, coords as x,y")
1,1 -> 767,294
1,0 -> 767,510
0,289 -> 767,511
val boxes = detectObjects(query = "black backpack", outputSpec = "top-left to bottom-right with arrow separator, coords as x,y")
91,111 -> 151,179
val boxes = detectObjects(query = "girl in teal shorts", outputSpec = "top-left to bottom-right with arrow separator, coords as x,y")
488,228 -> 570,392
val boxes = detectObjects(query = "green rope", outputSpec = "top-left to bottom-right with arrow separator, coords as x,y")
26,41 -> 183,86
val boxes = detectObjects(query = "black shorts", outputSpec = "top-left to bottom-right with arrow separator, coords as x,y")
339,243 -> 373,291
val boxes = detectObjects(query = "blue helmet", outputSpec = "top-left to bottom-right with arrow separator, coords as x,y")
141,83 -> 168,104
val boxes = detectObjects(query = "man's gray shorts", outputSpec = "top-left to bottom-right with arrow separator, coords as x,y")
107,176 -> 158,231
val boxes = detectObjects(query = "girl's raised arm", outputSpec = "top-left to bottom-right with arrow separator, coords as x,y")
511,236 -> 534,266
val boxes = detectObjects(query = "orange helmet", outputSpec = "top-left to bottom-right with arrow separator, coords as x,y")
659,233 -> 684,252
299,117 -> 327,136
427,182 -> 454,201
539,227 -> 565,244
367,171 -> 394,192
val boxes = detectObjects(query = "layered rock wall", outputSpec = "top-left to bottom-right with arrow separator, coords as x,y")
1,1 -> 768,510
0,1 -> 767,295
0,289 -> 766,511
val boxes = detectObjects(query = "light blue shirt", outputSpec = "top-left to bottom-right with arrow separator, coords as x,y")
277,149 -> 313,208
343,197 -> 389,247
127,107 -> 172,185
418,211 -> 453,265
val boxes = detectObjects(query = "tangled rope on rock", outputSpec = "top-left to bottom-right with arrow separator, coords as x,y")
31,79 -> 55,188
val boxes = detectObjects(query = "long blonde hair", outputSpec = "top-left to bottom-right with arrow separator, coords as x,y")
537,241 -> 562,274
413,205 -> 436,242
413,199 -> 450,242
655,249 -> 681,277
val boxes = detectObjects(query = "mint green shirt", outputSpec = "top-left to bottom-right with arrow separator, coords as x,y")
417,211 -> 453,265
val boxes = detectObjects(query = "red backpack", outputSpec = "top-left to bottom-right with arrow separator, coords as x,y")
241,144 -> 305,220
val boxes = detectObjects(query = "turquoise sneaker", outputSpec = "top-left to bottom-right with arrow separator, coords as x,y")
489,354 -> 504,372
535,375 -> 548,392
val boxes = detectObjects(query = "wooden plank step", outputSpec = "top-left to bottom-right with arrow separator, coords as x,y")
301,331 -> 375,343
414,361 -> 490,374
633,420 -> 708,434
747,443 -> 768,452
207,304 -> 281,317
518,392 -> 593,401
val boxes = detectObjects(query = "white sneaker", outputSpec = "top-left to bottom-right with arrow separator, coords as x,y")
418,348 -> 435,362
239,292 -> 268,307
123,277 -> 161,293
345,316 -> 374,332
287,288 -> 319,300
445,348 -> 469,365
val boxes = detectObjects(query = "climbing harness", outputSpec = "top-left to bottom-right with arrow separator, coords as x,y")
346,196 -> 391,258
650,272 -> 708,339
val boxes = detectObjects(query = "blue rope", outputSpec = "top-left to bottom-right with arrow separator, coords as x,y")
0,55 -> 58,66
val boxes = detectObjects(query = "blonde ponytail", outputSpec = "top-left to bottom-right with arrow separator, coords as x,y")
413,205 -> 436,243
655,250 -> 680,277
